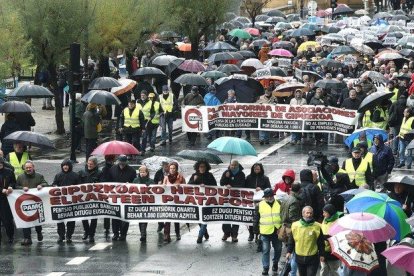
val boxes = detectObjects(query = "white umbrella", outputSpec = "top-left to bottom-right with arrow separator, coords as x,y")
141,156 -> 181,172
241,58 -> 264,69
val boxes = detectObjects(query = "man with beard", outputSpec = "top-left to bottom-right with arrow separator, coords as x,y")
52,159 -> 80,243
78,156 -> 102,243
108,155 -> 136,241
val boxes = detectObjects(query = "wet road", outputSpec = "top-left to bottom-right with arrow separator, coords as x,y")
0,130 -> 405,275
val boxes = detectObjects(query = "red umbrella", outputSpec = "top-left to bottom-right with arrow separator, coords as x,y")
245,27 -> 260,36
178,59 -> 206,73
91,141 -> 140,156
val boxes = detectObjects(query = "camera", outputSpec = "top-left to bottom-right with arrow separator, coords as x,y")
307,151 -> 327,167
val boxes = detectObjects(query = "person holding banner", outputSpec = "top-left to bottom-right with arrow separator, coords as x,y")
133,165 -> 154,243
14,160 -> 48,245
220,160 -> 246,242
257,89 -> 277,145
52,159 -> 80,243
183,86 -> 205,146
109,155 -> 136,241
0,157 -> 16,244
78,156 -> 103,243
290,90 -> 307,145
101,154 -> 116,238
188,160 -> 217,244
163,162 -> 186,242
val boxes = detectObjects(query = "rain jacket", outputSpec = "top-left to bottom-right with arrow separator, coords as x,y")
204,92 -> 221,106
16,171 -> 48,189
79,165 -> 103,184
188,171 -> 217,186
245,163 -> 271,190
274,169 -> 295,194
280,191 -> 302,227
220,164 -> 246,188
369,135 -> 394,177
299,169 -> 324,220
133,175 -> 154,185
52,159 -> 80,187
388,96 -> 406,127
108,164 -> 136,183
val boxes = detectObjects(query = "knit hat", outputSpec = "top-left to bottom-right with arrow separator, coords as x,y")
323,204 -> 336,216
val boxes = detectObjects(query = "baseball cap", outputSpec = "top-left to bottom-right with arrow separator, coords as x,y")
352,147 -> 361,153
162,85 -> 169,92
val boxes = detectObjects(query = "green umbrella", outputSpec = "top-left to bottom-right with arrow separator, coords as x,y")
207,136 -> 257,163
346,190 -> 411,241
229,28 -> 252,39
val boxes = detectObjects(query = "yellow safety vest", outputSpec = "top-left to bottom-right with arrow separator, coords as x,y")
258,200 -> 282,235
291,220 -> 322,257
353,138 -> 372,149
345,158 -> 369,187
386,88 -> 399,103
159,93 -> 174,113
399,117 -> 414,138
9,152 -> 29,178
321,218 -> 336,252
371,108 -> 388,130
363,110 -> 373,128
123,106 -> 141,128
141,100 -> 160,124
363,152 -> 373,169
337,168 -> 347,174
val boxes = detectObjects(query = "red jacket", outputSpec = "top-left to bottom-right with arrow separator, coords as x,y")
273,169 -> 295,194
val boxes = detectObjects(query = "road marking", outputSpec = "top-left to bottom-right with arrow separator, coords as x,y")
235,137 -> 290,164
45,273 -> 66,276
66,257 -> 90,265
89,242 -> 112,251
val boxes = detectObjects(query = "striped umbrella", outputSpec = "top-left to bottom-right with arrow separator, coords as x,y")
345,190 -> 411,241
329,212 -> 396,243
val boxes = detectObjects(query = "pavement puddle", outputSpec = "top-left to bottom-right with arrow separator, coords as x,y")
88,242 -> 112,251
66,256 -> 90,265
45,273 -> 66,276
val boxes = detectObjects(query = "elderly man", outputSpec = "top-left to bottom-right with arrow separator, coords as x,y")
10,160 -> 47,245
254,188 -> 283,276
341,89 -> 361,110
287,206 -> 324,276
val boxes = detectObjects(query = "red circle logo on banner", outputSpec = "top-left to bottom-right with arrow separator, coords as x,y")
15,194 -> 43,222
184,108 -> 203,130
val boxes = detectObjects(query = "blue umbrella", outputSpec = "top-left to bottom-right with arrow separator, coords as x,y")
344,127 -> 388,147
339,188 -> 367,202
372,19 -> 389,26
207,137 -> 257,162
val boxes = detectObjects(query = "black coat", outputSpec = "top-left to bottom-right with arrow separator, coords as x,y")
0,119 -> 21,155
79,166 -> 103,184
220,165 -> 246,188
388,96 -> 406,127
154,168 -> 167,184
108,164 -> 136,183
299,169 -> 325,220
188,172 -> 217,186
100,162 -> 113,182
340,98 -> 361,110
53,160 -> 80,187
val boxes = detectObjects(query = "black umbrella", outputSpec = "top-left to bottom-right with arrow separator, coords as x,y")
208,51 -> 244,63
237,50 -> 256,58
265,16 -> 287,24
0,101 -> 35,113
361,71 -> 387,83
174,73 -> 209,86
400,49 -> 414,58
384,175 -> 414,191
296,70 -> 323,81
215,77 -> 264,103
217,64 -> 241,74
255,14 -> 270,22
272,41 -> 294,50
373,12 -> 393,19
391,14 -> 409,21
4,131 -> 54,149
318,58 -> 342,69
88,77 -> 121,90
267,9 -> 285,17
252,67 -> 287,77
314,79 -> 342,89
8,84 -> 54,98
332,5 -> 354,15
132,67 -> 167,79
165,58 -> 185,76
286,14 -> 300,22
250,39 -> 271,48
365,40 -> 384,50
176,150 -> 223,164
150,55 -> 180,66
331,45 -> 357,56
203,41 -> 237,52
357,92 -> 394,113
321,25 -> 340,33
290,28 -> 315,37
81,90 -> 121,105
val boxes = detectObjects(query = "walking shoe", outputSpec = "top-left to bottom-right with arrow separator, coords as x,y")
57,236 -> 65,243
169,138 -> 172,144
248,233 -> 254,242
260,140 -> 264,145
112,234 -> 119,241
66,237 -> 72,244
157,224 -> 164,232
37,232 -> 43,242
262,267 -> 269,275
196,236 -> 203,244
176,233 -> 181,240
104,229 -> 110,237
89,236 -> 95,243
204,231 -> 209,240
397,163 -> 405,168
164,234 -> 171,243
222,234 -> 230,241
42,106 -> 47,110
140,235 -> 147,242
272,263 -> 278,273
265,141 -> 269,145
231,236 -> 238,243
82,233 -> 89,240
160,141 -> 166,146
21,239 -> 32,246
118,235 -> 126,241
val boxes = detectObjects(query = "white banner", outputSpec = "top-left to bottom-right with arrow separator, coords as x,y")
7,184 -> 256,228
182,103 -> 358,135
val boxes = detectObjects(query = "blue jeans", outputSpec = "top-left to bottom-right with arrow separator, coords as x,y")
290,252 -> 298,276
291,133 -> 302,142
261,234 -> 282,269
259,131 -> 270,142
198,224 -> 207,237
389,127 -> 399,154
160,114 -> 174,142
399,139 -> 412,167
142,124 -> 158,150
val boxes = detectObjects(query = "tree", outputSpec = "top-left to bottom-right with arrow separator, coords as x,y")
241,0 -> 271,27
166,0 -> 235,59
13,0 -> 87,134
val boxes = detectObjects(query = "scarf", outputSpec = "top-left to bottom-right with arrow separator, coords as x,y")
300,218 -> 315,226
230,167 -> 239,175
168,173 -> 179,184
324,212 -> 340,223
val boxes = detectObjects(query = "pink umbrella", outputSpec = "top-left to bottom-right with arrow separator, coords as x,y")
178,59 -> 206,73
382,245 -> 414,274
245,27 -> 260,36
91,141 -> 140,156
329,212 -> 396,243
316,10 -> 327,17
268,49 -> 293,57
